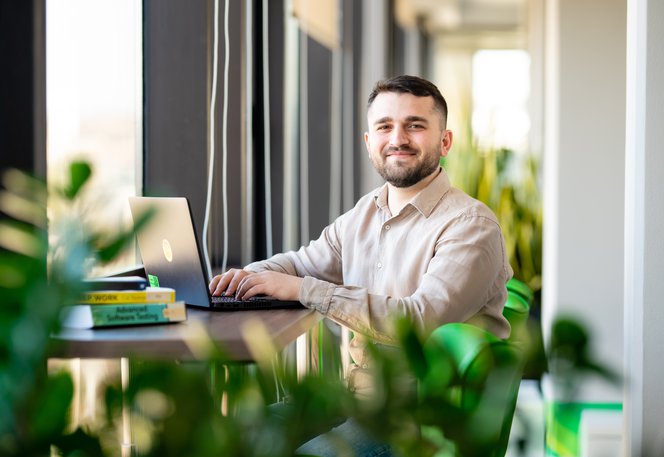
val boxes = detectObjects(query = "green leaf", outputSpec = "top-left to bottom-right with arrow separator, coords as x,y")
52,427 -> 105,457
64,161 -> 92,200
29,372 -> 74,440
396,319 -> 429,380
95,206 -> 155,263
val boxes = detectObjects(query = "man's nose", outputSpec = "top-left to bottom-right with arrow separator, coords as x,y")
389,125 -> 409,146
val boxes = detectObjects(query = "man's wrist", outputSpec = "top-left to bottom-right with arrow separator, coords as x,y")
299,276 -> 335,313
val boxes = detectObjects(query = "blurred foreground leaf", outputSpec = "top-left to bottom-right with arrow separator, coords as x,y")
548,317 -> 621,400
63,161 -> 92,200
0,165 -> 106,455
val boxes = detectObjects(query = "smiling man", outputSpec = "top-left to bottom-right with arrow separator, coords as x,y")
209,75 -> 513,456
364,81 -> 453,212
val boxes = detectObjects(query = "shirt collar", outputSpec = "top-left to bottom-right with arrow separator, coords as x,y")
373,168 -> 451,217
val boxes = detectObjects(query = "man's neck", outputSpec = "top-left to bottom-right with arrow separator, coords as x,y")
386,168 -> 440,215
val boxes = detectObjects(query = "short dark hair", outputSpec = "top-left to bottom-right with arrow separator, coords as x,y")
367,75 -> 448,127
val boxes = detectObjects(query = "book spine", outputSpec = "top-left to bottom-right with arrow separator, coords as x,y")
80,291 -> 176,304
89,303 -> 186,326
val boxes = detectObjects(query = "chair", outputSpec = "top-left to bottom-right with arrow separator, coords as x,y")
504,278 -> 533,348
420,279 -> 533,456
506,277 -> 534,305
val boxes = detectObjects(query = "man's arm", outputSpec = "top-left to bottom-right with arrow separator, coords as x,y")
209,216 -> 345,299
210,211 -> 510,341
298,214 -> 511,342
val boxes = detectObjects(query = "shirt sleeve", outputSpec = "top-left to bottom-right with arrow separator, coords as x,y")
244,215 -> 345,285
299,214 -> 510,343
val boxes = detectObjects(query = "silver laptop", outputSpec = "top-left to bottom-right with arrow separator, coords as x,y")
128,196 -> 303,310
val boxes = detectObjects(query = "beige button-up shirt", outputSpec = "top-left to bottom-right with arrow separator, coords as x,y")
246,169 -> 512,396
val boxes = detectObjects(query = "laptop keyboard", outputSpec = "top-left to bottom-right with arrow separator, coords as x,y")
210,294 -> 303,309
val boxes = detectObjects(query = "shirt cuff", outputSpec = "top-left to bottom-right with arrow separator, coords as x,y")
299,276 -> 335,314
243,262 -> 265,272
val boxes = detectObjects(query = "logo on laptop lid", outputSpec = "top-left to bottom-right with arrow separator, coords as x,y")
162,238 -> 173,262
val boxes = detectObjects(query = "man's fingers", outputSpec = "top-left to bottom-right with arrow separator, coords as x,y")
209,269 -> 251,296
226,269 -> 250,296
232,271 -> 301,301
235,276 -> 252,299
209,274 -> 224,294
236,274 -> 267,300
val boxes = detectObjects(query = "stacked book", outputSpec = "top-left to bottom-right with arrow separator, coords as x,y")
60,276 -> 186,329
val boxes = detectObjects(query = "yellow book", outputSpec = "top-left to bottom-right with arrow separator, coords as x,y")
79,287 -> 176,304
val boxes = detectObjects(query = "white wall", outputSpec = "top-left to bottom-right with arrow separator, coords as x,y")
624,0 -> 664,454
542,0 -> 626,402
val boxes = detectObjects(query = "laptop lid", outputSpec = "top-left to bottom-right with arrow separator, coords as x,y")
128,196 -> 213,308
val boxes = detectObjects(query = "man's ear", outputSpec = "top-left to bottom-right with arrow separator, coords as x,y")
364,131 -> 371,154
440,130 -> 453,158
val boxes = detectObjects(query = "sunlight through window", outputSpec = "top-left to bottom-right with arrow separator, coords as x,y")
46,0 -> 142,275
472,50 -> 530,153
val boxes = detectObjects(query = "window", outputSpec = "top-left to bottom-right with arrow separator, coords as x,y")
46,0 -> 142,275
471,49 -> 531,153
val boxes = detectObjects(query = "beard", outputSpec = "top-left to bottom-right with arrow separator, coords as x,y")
371,145 -> 441,188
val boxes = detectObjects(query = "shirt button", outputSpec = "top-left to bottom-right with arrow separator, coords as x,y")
384,224 -> 391,231
376,262 -> 382,269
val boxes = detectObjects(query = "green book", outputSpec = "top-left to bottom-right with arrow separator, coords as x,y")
60,301 -> 186,329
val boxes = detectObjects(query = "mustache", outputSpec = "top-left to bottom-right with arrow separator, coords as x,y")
384,145 -> 418,154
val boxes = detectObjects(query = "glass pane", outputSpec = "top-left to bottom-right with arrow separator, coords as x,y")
472,49 -> 530,153
46,0 -> 142,276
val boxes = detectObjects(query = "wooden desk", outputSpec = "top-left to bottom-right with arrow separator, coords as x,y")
51,307 -> 323,361
50,307 -> 322,456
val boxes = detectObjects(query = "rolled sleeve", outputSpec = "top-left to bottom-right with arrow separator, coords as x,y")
299,276 -> 336,313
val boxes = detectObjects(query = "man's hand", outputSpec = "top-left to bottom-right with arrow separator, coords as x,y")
236,271 -> 303,302
209,268 -> 252,297
209,269 -> 303,302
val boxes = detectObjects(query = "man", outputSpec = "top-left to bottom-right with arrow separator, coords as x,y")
209,75 -> 512,455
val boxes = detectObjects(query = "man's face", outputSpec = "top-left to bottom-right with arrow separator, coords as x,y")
364,92 -> 452,188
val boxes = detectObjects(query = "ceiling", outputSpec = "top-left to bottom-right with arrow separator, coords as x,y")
406,0 -> 529,34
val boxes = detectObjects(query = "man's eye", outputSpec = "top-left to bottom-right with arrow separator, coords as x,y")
409,124 -> 424,129
376,125 -> 390,131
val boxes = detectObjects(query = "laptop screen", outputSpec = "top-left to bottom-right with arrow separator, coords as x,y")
128,197 -> 213,308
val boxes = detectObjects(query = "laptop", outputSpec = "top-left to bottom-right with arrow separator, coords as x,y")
128,196 -> 304,310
